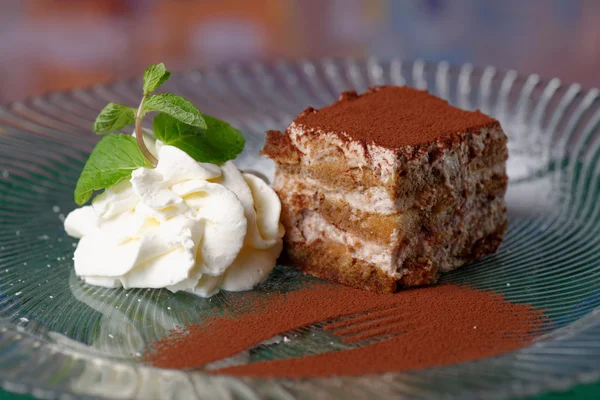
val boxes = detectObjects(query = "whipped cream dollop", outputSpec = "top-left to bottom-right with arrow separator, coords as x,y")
64,138 -> 284,297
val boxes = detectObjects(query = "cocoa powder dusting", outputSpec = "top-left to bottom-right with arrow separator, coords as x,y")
145,283 -> 546,377
293,86 -> 500,149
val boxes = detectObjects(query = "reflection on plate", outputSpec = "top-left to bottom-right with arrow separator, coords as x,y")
1,59 -> 600,399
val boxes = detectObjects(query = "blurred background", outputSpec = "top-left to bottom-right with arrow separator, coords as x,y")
1,0 -> 599,104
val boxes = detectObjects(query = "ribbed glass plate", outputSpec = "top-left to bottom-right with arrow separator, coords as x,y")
1,59 -> 600,400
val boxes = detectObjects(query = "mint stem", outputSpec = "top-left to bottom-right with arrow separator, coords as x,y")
135,95 -> 158,166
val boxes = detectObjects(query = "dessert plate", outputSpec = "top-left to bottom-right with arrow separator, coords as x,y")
1,58 -> 600,399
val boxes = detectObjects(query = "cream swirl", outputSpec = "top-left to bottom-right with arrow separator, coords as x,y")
64,144 -> 284,297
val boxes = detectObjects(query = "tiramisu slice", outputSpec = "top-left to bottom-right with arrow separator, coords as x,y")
262,86 -> 508,293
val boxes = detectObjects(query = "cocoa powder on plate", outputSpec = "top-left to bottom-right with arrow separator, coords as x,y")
145,283 -> 545,377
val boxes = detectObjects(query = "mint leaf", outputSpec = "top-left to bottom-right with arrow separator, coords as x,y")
93,103 -> 136,134
144,94 -> 207,129
143,63 -> 171,94
153,113 -> 244,163
74,134 -> 153,205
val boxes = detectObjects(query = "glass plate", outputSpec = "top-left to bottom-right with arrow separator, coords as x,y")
1,58 -> 600,400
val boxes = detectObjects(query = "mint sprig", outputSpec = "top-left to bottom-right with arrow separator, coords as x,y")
153,113 -> 244,164
74,63 -> 245,205
144,94 -> 207,129
74,135 -> 153,205
143,63 -> 171,94
93,103 -> 136,134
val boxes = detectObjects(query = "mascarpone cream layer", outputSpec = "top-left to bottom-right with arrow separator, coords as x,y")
275,162 -> 506,216
292,210 -> 395,273
288,124 -> 504,185
288,190 -> 506,278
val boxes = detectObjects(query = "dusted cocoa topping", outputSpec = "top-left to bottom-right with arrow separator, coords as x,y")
294,86 -> 499,149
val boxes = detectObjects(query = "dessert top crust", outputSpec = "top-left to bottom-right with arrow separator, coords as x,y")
293,86 -> 499,149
